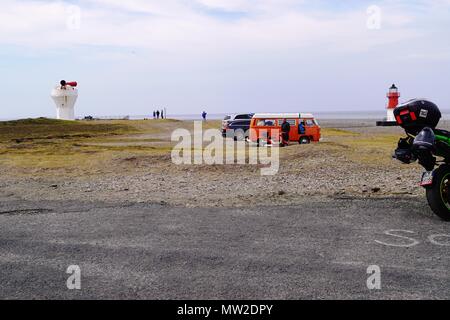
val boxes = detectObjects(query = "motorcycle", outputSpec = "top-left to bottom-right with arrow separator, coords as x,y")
393,99 -> 450,221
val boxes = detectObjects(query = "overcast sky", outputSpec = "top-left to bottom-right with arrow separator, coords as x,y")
0,0 -> 449,119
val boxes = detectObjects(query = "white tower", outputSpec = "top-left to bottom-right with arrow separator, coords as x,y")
51,80 -> 78,120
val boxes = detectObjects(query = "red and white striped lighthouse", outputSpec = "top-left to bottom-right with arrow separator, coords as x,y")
377,83 -> 401,126
386,84 -> 400,122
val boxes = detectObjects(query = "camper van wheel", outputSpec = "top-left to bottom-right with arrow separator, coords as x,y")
300,137 -> 310,145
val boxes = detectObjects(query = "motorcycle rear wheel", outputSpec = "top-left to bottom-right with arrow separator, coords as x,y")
426,164 -> 450,221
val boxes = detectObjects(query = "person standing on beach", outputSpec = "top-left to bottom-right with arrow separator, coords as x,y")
281,119 -> 291,146
156,110 -> 160,119
202,111 -> 207,121
161,110 -> 164,119
153,111 -> 156,119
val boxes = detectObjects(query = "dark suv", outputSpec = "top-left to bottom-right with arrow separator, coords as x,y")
222,114 -> 254,140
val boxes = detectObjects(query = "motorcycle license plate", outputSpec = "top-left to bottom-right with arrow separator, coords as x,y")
420,171 -> 434,187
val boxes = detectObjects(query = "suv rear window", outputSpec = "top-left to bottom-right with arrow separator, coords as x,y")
230,120 -> 251,126
235,114 -> 251,120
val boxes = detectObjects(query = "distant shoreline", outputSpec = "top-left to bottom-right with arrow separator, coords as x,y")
3,109 -> 450,122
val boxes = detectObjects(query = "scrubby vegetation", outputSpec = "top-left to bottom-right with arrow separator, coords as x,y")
0,118 -> 134,142
0,119 -> 401,175
0,118 -> 160,171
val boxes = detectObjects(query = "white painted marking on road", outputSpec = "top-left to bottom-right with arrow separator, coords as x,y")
428,234 -> 450,246
375,230 -> 420,248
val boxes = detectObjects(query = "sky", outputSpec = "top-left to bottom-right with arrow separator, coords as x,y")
0,0 -> 449,119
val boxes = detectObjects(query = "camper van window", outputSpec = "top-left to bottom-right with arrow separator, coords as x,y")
277,119 -> 296,126
257,120 -> 265,126
306,120 -> 315,126
265,120 -> 275,126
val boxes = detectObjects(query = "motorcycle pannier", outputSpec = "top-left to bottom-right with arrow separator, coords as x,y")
394,99 -> 441,134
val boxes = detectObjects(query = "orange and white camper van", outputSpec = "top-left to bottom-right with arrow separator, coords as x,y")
249,113 -> 321,145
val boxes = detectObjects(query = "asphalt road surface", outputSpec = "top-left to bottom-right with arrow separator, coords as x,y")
0,197 -> 449,300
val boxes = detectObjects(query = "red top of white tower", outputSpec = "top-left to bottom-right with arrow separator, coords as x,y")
387,83 -> 400,110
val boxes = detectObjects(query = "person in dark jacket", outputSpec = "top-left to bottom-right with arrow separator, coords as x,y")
281,119 -> 291,146
156,110 -> 160,119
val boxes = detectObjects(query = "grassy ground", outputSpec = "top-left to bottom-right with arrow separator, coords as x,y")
0,118 -> 420,207
0,118 -> 146,171
0,118 -> 401,174
319,127 -> 400,166
0,118 -> 222,173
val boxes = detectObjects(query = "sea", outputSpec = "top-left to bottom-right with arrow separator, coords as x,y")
2,110 -> 450,122
88,110 -> 450,121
